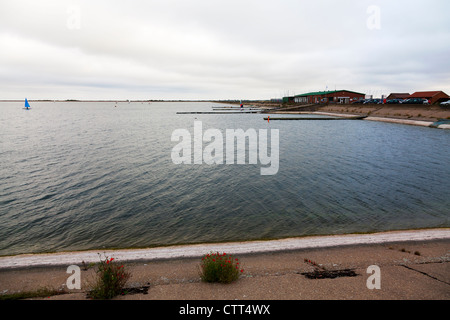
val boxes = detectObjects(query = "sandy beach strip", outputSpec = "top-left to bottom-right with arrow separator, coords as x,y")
1,229 -> 449,269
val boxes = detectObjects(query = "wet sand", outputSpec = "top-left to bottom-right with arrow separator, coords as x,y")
1,229 -> 449,300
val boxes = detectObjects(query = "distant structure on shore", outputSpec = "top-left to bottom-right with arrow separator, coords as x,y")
284,90 -> 365,104
408,91 -> 449,105
281,89 -> 449,105
386,93 -> 411,100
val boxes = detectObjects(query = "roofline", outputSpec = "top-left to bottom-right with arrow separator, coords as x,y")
294,90 -> 365,97
410,91 -> 448,97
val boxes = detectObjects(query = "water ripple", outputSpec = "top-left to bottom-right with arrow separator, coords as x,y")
0,102 -> 449,256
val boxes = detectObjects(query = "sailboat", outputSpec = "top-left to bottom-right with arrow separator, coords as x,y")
24,98 -> 31,110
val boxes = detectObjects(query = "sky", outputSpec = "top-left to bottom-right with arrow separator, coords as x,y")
1,0 -> 449,100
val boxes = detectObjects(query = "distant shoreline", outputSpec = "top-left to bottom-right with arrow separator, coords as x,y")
250,101 -> 450,123
3,99 -> 449,123
0,99 -> 242,103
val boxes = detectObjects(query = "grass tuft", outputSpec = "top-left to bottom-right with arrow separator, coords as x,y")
87,254 -> 130,299
199,252 -> 243,284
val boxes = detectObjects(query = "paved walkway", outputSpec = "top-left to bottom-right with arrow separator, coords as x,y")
0,232 -> 448,301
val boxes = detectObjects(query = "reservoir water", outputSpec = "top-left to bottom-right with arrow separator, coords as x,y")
0,101 -> 449,256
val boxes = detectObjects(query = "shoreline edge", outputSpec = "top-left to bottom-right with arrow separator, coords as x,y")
1,228 -> 449,269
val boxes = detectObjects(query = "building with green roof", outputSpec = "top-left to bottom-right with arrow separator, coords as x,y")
294,90 -> 365,104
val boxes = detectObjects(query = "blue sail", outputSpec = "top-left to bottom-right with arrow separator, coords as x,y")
25,98 -> 31,109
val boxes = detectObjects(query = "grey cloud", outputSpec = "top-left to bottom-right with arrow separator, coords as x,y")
1,0 -> 449,100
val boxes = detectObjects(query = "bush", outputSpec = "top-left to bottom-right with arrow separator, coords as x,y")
88,255 -> 130,299
199,252 -> 243,284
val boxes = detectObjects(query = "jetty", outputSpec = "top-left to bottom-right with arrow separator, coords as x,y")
177,104 -> 266,114
264,115 -> 367,121
177,111 -> 261,114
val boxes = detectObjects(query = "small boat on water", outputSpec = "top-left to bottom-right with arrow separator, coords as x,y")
24,98 -> 31,110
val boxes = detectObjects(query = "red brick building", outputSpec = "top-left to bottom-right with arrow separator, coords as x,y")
408,91 -> 449,104
386,93 -> 410,100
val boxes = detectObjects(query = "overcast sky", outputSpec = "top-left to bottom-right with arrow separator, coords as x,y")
1,0 -> 449,100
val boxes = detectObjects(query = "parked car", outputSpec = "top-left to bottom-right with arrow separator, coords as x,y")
440,100 -> 450,106
351,99 -> 366,104
401,98 -> 429,105
386,99 -> 403,104
363,99 -> 382,104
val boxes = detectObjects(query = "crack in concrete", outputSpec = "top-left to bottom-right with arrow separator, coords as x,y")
401,263 -> 450,286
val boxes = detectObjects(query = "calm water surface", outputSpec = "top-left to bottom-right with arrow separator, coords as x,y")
0,101 -> 449,256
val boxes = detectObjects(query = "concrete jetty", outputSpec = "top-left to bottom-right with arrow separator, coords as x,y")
264,115 -> 367,121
